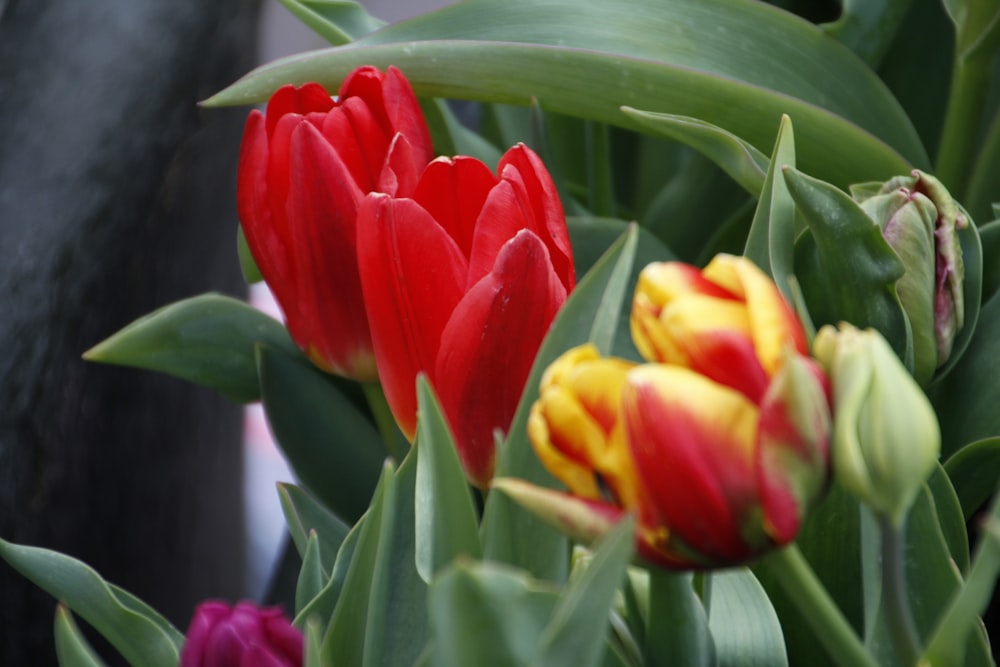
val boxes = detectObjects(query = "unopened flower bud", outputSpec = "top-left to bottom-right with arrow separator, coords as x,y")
851,170 -> 967,384
180,600 -> 302,667
814,324 -> 940,526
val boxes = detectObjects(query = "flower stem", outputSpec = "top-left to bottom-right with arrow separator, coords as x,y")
758,545 -> 879,667
645,569 -> 714,667
881,516 -> 922,665
362,382 -> 409,463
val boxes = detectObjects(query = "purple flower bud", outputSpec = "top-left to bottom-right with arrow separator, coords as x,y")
180,600 -> 302,667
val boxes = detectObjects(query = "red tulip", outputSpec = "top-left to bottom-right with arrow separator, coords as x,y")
237,66 -> 433,380
357,144 -> 575,487
180,600 -> 302,667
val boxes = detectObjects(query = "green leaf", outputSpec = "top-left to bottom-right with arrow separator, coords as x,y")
380,447 -> 432,666
304,617 -> 325,667
278,483 -> 351,576
0,539 -> 182,667
293,512 -> 363,629
567,216 -> 631,279
534,518 -> 635,667
414,376 -> 483,581
276,0 -> 385,46
428,560 -> 560,667
930,289 -> 1000,458
821,0 -> 915,67
237,226 -> 264,284
923,487 -> 1000,666
645,570 -> 715,667
83,294 -> 299,403
926,463 -> 972,574
944,437 -> 1000,520
785,167 -> 911,363
620,108 -> 768,197
744,114 -> 797,305
54,606 -> 108,667
322,462 -> 397,666
205,0 -> 927,186
296,532 -> 330,616
420,99 -> 503,166
708,570 -> 788,667
257,345 -> 384,522
976,219 -> 1000,302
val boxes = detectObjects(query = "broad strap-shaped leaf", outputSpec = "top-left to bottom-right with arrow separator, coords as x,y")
414,376 -> 483,581
930,289 -> 1000,459
428,560 -> 561,667
944,437 -> 1000,520
784,167 -> 911,363
322,462 -> 397,665
621,108 -> 768,197
821,0 -> 914,66
708,570 -> 788,667
54,606 -> 108,667
533,518 -> 635,667
744,114 -> 797,306
278,483 -> 351,576
257,344 -> 385,523
296,533 -> 330,616
84,294 -> 299,403
0,539 -> 183,667
205,0 -> 927,187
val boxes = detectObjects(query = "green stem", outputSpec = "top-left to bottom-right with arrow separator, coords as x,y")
934,53 -> 991,196
361,382 -> 408,463
758,545 -> 879,667
881,516 -> 922,666
645,569 -> 714,667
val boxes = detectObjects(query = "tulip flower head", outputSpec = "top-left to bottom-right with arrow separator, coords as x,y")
814,323 -> 941,526
357,144 -> 575,488
850,170 -> 967,384
523,255 -> 831,569
180,600 -> 302,667
237,66 -> 434,380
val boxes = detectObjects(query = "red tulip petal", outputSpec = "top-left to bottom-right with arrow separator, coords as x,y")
282,121 -> 374,377
319,96 -> 391,193
381,66 -> 435,165
412,156 -> 497,258
237,111 -> 293,302
623,365 -> 762,564
466,179 -> 535,289
377,133 -> 421,198
357,194 -> 468,438
498,144 -> 575,290
435,230 -> 567,486
264,82 -> 334,136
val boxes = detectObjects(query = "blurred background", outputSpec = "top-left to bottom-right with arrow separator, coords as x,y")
0,0 -> 447,662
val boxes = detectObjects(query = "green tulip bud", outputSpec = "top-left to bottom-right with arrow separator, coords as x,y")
850,170 -> 968,384
814,324 -> 940,526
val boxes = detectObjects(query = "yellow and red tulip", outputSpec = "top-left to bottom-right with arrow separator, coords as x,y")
237,66 -> 433,380
357,144 -> 575,488
519,256 -> 831,568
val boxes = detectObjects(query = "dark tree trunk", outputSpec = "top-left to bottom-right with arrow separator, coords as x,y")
0,0 -> 260,661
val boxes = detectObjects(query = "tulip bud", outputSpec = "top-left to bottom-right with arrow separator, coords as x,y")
851,170 -> 968,384
814,323 -> 941,526
180,600 -> 302,667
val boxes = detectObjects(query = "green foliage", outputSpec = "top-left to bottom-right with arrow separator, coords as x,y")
0,540 -> 182,667
83,294 -> 298,403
